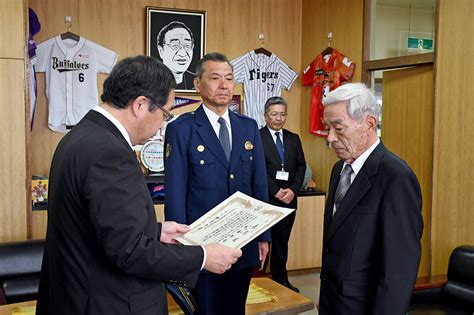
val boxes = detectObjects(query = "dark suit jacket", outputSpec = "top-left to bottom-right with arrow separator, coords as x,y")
36,111 -> 203,315
259,127 -> 306,209
319,142 -> 423,315
164,105 -> 271,269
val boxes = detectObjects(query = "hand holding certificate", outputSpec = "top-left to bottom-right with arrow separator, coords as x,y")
175,191 -> 295,249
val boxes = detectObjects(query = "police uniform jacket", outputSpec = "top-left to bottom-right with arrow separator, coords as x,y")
164,105 -> 271,269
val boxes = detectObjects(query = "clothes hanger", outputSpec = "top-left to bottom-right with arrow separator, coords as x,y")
60,16 -> 80,42
321,32 -> 333,56
254,46 -> 272,57
254,33 -> 272,57
321,46 -> 333,57
61,31 -> 80,41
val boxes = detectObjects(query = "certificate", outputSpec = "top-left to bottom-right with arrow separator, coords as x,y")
175,191 -> 295,249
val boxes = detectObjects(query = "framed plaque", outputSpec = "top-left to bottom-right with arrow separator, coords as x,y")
140,140 -> 165,172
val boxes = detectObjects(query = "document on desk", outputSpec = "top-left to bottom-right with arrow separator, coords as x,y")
175,191 -> 295,249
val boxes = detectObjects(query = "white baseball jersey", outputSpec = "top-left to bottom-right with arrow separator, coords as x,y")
231,51 -> 297,127
34,36 -> 118,133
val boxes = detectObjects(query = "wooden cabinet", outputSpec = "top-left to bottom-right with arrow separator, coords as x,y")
154,204 -> 164,222
287,194 -> 325,270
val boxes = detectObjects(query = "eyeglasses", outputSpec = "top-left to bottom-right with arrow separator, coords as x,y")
159,106 -> 174,122
157,104 -> 174,122
164,41 -> 194,51
267,111 -> 288,118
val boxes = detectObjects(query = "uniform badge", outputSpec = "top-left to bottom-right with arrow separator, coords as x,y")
244,141 -> 253,150
197,145 -> 205,152
165,143 -> 172,160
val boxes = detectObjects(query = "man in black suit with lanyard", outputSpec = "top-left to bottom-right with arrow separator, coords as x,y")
36,56 -> 241,315
260,96 -> 306,292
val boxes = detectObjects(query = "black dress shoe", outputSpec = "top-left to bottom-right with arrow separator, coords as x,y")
280,281 -> 300,293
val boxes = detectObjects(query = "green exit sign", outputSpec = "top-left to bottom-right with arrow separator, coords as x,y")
408,37 -> 433,50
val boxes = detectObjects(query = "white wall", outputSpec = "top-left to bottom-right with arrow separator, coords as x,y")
373,4 -> 435,60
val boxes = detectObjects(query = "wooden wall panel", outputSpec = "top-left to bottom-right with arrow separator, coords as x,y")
0,59 -> 27,241
0,0 -> 24,59
31,211 -> 48,240
382,65 -> 434,277
300,0 -> 364,192
431,0 -> 474,274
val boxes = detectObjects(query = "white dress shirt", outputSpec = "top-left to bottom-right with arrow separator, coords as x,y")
266,126 -> 284,145
93,106 -> 133,149
202,104 -> 232,148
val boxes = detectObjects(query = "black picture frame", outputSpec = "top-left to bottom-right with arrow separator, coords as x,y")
146,7 -> 206,94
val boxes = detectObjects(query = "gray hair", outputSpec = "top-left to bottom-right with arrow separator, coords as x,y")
264,96 -> 288,112
322,82 -> 380,122
195,52 -> 233,79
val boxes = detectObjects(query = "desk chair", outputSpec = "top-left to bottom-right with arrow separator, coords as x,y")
166,284 -> 197,315
409,245 -> 474,314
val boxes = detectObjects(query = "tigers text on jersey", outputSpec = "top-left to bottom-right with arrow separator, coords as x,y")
231,51 -> 297,128
302,49 -> 355,137
35,36 -> 118,133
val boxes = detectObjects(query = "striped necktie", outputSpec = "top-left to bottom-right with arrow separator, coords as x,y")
334,164 -> 353,213
275,131 -> 284,162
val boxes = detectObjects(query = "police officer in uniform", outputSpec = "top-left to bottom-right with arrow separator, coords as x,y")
164,52 -> 270,315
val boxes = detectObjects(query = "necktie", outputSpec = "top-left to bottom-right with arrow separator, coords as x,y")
218,117 -> 231,162
275,132 -> 284,162
334,164 -> 353,212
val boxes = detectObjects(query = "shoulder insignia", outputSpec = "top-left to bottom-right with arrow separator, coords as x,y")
165,143 -> 172,160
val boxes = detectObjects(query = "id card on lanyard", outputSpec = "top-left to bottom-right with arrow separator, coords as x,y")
275,136 -> 289,181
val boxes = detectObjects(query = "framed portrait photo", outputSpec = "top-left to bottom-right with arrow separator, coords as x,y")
147,7 -> 206,94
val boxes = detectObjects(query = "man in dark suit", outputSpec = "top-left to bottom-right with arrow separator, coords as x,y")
164,52 -> 270,315
318,82 -> 423,315
36,56 -> 242,315
259,96 -> 306,292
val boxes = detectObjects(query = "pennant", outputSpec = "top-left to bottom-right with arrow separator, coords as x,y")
174,97 -> 200,109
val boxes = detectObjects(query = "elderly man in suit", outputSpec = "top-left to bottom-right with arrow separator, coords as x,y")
36,56 -> 241,315
164,52 -> 270,315
319,82 -> 423,315
259,96 -> 306,292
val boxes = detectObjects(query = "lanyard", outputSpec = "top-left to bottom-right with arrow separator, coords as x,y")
276,132 -> 285,171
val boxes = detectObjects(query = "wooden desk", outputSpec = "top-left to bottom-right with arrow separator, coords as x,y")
414,274 -> 447,291
246,278 -> 314,314
0,278 -> 313,315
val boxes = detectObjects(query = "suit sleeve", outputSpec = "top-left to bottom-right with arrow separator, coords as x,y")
373,167 -> 423,314
85,145 -> 203,287
267,172 -> 281,197
289,134 -> 306,194
251,122 -> 271,242
164,121 -> 189,224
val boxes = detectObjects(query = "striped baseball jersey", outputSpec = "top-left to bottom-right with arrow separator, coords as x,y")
231,51 -> 297,128
302,49 -> 355,137
35,36 -> 118,133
